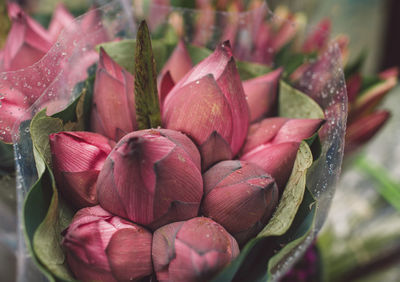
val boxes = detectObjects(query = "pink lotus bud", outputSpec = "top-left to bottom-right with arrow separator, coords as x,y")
243,68 -> 282,122
202,161 -> 278,244
49,131 -> 114,208
346,73 -> 362,104
2,3 -> 52,71
163,42 -> 249,170
63,205 -> 153,282
97,129 -> 203,230
302,18 -> 331,53
345,110 -> 390,155
91,48 -> 137,141
48,3 -> 74,41
152,217 -> 239,282
241,117 -> 324,155
160,41 -> 193,84
351,68 -> 398,119
241,142 -> 300,191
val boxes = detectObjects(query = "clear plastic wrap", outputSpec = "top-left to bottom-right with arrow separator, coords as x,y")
0,1 -> 347,280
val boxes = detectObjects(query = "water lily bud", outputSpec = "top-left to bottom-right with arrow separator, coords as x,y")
97,129 -> 203,230
242,117 -> 324,155
163,41 -> 249,170
91,48 -> 137,141
49,131 -> 114,208
202,160 -> 278,244
152,217 -> 239,282
243,68 -> 282,122
62,205 -> 153,282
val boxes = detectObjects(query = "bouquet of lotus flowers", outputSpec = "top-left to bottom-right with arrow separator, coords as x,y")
0,1 -> 348,281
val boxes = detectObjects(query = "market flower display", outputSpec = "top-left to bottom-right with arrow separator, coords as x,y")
152,217 -> 239,282
62,205 -> 153,282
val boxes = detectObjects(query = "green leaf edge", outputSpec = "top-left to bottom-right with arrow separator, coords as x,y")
28,110 -> 75,281
23,87 -> 90,281
279,80 -> 325,119
355,154 -> 400,212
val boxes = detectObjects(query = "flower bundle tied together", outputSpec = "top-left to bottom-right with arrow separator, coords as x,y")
47,21 -> 325,282
4,2 -> 349,281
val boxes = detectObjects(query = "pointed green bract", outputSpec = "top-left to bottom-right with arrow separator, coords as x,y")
134,21 -> 162,130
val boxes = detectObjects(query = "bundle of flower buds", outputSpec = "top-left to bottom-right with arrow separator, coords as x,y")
39,19 -> 327,281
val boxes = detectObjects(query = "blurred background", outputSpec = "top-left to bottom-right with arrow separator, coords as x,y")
1,0 -> 400,281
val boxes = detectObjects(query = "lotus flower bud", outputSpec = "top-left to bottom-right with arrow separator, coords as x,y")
243,68 -> 282,122
47,4 -> 74,41
202,160 -> 278,244
160,40 -> 193,84
2,3 -> 52,71
49,131 -> 114,208
62,205 -> 153,282
242,117 -> 324,155
351,68 -> 398,119
159,71 -> 175,108
302,18 -> 331,53
240,118 -> 323,190
152,217 -> 239,282
345,110 -> 390,155
241,142 -> 300,191
163,41 -> 249,170
97,129 -> 203,230
91,48 -> 137,141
